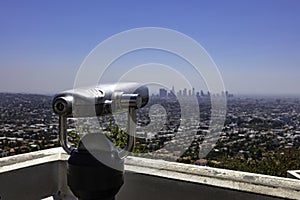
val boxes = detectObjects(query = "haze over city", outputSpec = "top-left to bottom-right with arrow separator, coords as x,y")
0,0 -> 300,95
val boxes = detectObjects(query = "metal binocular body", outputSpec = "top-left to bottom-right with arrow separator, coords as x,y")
52,82 -> 149,157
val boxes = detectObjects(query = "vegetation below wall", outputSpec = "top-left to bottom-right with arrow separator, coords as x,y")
206,148 -> 300,177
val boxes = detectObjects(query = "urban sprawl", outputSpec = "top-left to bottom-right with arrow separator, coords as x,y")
0,90 -> 300,177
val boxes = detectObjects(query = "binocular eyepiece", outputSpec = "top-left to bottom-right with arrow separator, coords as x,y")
53,82 -> 149,118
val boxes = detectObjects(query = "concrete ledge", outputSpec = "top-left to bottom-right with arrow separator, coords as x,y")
0,148 -> 72,200
124,156 -> 300,200
0,148 -> 68,173
1,148 -> 300,200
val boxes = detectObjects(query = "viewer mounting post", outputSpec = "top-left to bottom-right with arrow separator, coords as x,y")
52,82 -> 149,200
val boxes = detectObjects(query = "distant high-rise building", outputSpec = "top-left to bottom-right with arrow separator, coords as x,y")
200,90 -> 204,96
177,90 -> 182,96
183,88 -> 187,96
159,88 -> 167,97
171,86 -> 175,94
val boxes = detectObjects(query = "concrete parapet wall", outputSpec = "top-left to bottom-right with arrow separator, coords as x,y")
0,148 -> 299,200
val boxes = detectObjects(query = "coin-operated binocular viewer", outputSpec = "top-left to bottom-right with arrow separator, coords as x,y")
53,83 -> 149,200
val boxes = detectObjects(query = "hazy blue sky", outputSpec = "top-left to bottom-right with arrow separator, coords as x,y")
0,0 -> 300,95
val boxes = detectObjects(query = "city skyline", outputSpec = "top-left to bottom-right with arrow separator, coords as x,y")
0,1 -> 300,95
156,87 -> 233,98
